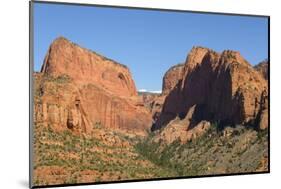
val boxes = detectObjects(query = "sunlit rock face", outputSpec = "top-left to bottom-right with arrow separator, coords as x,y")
34,37 -> 152,136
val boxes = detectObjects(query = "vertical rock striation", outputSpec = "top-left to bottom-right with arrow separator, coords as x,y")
153,46 -> 268,143
34,37 -> 151,135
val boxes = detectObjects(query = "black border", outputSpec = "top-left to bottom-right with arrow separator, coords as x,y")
29,1 -> 270,188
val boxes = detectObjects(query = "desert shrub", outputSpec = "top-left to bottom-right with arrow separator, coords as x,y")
93,121 -> 102,129
59,74 -> 71,82
257,128 -> 268,141
135,138 -> 185,176
42,74 -> 71,84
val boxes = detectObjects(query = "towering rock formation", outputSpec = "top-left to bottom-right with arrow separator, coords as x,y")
34,38 -> 269,141
34,37 -> 151,135
153,47 -> 268,143
41,37 -> 137,97
162,63 -> 184,95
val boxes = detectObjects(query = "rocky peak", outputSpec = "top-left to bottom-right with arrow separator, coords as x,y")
180,47 -> 218,88
185,46 -> 211,67
220,50 -> 252,68
34,37 -> 152,136
154,47 -> 268,137
162,63 -> 184,95
41,37 -> 137,97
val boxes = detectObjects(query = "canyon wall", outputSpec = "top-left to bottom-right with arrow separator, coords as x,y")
153,47 -> 268,143
34,37 -> 151,135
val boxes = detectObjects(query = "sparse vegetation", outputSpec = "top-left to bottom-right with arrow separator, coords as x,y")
33,119 -> 268,187
135,124 -> 268,177
44,74 -> 72,84
33,123 -> 173,186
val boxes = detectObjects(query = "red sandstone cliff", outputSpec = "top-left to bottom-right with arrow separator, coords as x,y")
162,63 -> 184,95
41,37 -> 137,97
34,37 -> 151,135
153,47 -> 268,143
34,38 -> 268,140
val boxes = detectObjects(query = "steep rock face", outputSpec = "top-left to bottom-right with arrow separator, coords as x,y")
41,37 -> 137,97
34,37 -> 151,135
33,73 -> 91,134
254,60 -> 268,80
153,47 -> 268,140
80,84 -> 151,134
162,63 -> 184,95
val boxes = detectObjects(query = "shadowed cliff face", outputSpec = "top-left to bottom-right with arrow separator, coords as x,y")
34,37 -> 151,136
152,47 -> 268,143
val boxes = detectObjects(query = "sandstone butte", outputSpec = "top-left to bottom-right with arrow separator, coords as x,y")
152,47 -> 268,144
34,37 -> 151,136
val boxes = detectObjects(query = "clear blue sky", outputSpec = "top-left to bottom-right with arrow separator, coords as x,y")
34,2 -> 268,92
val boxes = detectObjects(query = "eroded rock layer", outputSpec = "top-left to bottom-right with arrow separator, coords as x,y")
34,37 -> 151,135
153,47 -> 268,143
41,37 -> 137,97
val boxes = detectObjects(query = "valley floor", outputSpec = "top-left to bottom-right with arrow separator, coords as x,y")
32,123 -> 268,186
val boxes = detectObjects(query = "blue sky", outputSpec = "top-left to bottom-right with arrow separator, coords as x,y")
34,3 -> 268,92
